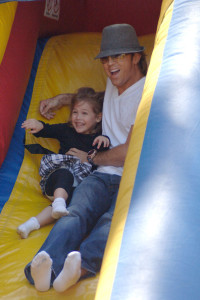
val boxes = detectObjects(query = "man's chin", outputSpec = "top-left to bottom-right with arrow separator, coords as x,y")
109,77 -> 120,87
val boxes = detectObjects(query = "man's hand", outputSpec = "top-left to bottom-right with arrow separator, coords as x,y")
93,136 -> 110,149
39,94 -> 74,120
66,148 -> 88,163
21,119 -> 43,134
39,98 -> 57,120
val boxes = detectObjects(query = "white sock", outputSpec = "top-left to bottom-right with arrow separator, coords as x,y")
31,251 -> 52,292
17,217 -> 40,239
52,197 -> 69,219
53,251 -> 81,292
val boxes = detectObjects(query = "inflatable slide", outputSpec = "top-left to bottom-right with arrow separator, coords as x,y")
1,0 -> 200,299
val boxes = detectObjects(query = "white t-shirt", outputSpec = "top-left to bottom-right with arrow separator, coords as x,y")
97,76 -> 146,176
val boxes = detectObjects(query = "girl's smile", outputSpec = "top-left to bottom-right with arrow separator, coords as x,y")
71,101 -> 101,134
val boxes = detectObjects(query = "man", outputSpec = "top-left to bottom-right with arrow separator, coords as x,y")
24,23 -> 147,292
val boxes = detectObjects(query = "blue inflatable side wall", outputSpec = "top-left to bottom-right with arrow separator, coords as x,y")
0,38 -> 48,212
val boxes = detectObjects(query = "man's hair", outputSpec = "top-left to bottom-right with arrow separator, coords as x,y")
138,52 -> 148,76
131,51 -> 148,76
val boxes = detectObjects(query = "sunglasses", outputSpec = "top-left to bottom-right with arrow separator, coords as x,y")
100,53 -> 127,64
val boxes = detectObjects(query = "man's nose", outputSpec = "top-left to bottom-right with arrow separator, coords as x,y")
107,56 -> 114,65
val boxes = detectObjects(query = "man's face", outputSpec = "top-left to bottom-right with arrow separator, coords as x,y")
101,53 -> 141,95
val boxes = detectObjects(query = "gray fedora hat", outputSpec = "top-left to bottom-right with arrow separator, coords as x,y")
95,23 -> 144,59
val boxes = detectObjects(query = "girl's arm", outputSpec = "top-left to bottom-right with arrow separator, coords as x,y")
21,119 -> 44,134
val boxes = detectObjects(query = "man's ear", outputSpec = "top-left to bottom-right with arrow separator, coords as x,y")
133,53 -> 142,64
96,112 -> 102,122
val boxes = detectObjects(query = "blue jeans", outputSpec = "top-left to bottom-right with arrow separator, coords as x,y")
24,172 -> 121,285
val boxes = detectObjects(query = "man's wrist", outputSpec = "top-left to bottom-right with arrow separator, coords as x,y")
87,149 -> 98,166
60,93 -> 73,107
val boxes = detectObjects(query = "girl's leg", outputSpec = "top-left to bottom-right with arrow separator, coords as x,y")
51,188 -> 69,219
17,191 -> 69,238
17,206 -> 55,239
46,169 -> 74,219
36,205 -> 55,227
17,169 -> 74,238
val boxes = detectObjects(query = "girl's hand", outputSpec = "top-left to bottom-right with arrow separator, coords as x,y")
21,119 -> 43,134
93,136 -> 110,149
66,148 -> 88,163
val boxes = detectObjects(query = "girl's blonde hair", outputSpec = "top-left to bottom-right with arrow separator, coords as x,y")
69,87 -> 104,133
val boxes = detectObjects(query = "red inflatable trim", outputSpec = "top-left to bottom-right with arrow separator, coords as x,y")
0,2 -> 42,167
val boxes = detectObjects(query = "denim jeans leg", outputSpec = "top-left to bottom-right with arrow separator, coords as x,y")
80,174 -> 120,275
24,172 -> 113,285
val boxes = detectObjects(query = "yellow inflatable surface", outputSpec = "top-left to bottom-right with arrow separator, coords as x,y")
0,32 -> 154,299
0,1 -> 17,64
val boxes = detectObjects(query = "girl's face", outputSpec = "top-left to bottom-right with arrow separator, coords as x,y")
71,101 -> 101,134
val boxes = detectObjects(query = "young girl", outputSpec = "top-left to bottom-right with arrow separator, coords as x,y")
17,87 -> 110,238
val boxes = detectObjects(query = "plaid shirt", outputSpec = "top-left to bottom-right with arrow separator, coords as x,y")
39,154 -> 92,194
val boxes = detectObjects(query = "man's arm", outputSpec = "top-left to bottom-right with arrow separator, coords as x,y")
39,93 -> 74,120
65,126 -> 133,165
93,125 -> 134,167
